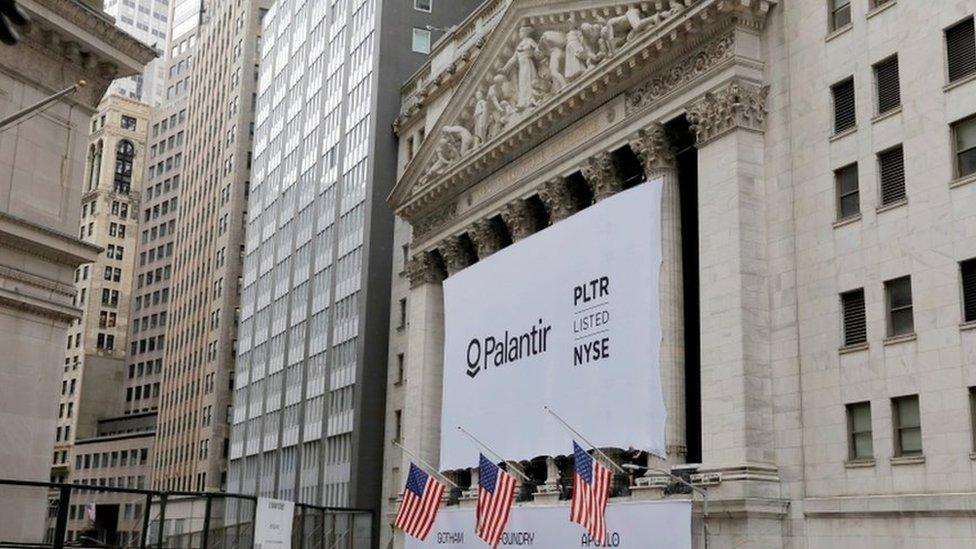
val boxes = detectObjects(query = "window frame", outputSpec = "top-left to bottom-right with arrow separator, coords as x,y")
835,163 -> 860,220
846,401 -> 873,461
944,16 -> 976,85
841,288 -> 867,347
951,113 -> 976,179
830,76 -> 856,135
892,395 -> 922,457
877,144 -> 906,206
872,54 -> 901,116
413,0 -> 432,13
884,275 -> 914,337
411,27 -> 432,54
961,257 -> 976,323
828,0 -> 852,32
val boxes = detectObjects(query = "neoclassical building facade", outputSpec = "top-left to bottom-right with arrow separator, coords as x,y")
382,0 -> 976,547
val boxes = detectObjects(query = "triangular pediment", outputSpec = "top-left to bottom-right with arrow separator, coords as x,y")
390,0 -> 731,218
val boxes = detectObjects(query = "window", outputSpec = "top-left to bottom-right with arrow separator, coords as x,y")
412,28 -> 431,54
396,353 -> 405,384
120,115 -> 137,131
846,402 -> 873,460
841,288 -> 866,346
835,163 -> 859,219
114,140 -> 135,194
892,395 -> 922,456
878,145 -> 905,205
414,0 -> 431,12
871,0 -> 892,8
946,17 -> 976,84
829,0 -> 851,32
970,387 -> 976,451
831,77 -> 856,134
961,257 -> 976,323
394,410 -> 402,441
952,114 -> 976,179
398,298 -> 407,329
885,276 -> 914,337
874,55 -> 900,115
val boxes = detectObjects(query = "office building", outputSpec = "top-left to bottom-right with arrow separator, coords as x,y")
227,0 -> 483,521
0,0 -> 154,540
384,0 -> 976,547
102,0 -> 171,105
53,95 -> 151,489
151,0 -> 270,493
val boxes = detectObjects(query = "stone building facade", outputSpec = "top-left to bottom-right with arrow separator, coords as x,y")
384,1 -> 976,547
53,94 -> 151,486
0,0 -> 154,541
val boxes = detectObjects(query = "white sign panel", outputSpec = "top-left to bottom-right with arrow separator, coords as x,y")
254,497 -> 294,549
440,181 -> 666,470
405,500 -> 692,548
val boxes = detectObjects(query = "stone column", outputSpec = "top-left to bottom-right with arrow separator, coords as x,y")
459,466 -> 479,508
581,150 -> 622,202
537,176 -> 576,223
468,218 -> 504,259
685,79 -> 779,498
500,199 -> 536,241
630,124 -> 686,467
402,252 -> 446,473
534,456 -> 561,503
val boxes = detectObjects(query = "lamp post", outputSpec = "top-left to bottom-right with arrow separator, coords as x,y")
621,463 -> 709,549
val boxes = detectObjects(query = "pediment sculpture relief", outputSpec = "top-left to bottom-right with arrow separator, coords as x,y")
421,0 -> 692,184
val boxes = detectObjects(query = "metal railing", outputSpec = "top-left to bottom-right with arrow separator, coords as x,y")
0,479 -> 372,549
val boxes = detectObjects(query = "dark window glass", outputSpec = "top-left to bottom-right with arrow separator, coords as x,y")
830,0 -> 851,31
836,163 -> 859,219
961,258 -> 976,323
842,288 -> 866,346
878,146 -> 906,205
946,17 -> 976,83
953,115 -> 976,179
893,395 -> 922,456
847,402 -> 873,460
832,77 -> 856,133
874,56 -> 901,114
885,276 -> 914,337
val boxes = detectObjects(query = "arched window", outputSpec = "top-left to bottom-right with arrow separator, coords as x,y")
114,140 -> 134,194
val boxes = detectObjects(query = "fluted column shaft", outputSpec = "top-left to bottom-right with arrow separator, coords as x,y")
631,124 -> 686,465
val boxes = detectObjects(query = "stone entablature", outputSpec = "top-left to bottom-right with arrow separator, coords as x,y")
390,0 -> 776,231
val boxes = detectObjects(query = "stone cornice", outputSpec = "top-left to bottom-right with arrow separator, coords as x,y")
0,211 -> 102,266
392,0 -> 777,224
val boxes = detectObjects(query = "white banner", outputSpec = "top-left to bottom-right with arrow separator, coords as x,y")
254,497 -> 294,549
405,500 -> 692,548
440,181 -> 666,470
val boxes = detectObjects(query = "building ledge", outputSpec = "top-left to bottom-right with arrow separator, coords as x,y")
890,454 -> 925,466
829,126 -> 857,142
960,321 -> 976,332
805,491 -> 976,518
871,106 -> 902,124
833,214 -> 862,229
825,23 -> 853,43
883,332 -> 916,346
844,459 -> 875,469
944,71 -> 976,93
876,198 -> 907,214
866,0 -> 897,20
839,342 -> 868,355
950,173 -> 976,189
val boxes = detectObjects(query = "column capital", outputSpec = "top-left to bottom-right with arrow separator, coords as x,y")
500,199 -> 536,242
468,218 -> 503,260
537,177 -> 577,223
581,150 -> 622,202
686,79 -> 769,146
629,123 -> 676,176
438,235 -> 474,276
405,251 -> 445,288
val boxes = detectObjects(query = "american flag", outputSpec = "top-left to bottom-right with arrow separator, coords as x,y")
570,441 -> 612,544
476,454 -> 517,548
394,463 -> 445,541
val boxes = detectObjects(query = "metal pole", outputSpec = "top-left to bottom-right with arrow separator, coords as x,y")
0,81 -> 85,131
391,439 -> 459,489
455,426 -> 532,484
156,493 -> 167,549
139,493 -> 153,549
543,406 -> 628,474
51,486 -> 71,549
200,495 -> 213,549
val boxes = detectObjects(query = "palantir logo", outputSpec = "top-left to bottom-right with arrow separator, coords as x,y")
466,338 -> 482,378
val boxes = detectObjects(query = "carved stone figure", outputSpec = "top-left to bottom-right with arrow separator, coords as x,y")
427,135 -> 460,179
443,125 -> 477,155
564,28 -> 587,81
488,74 -> 516,135
473,89 -> 489,144
601,7 -> 659,53
503,26 -> 540,109
537,30 -> 567,92
580,22 -> 609,67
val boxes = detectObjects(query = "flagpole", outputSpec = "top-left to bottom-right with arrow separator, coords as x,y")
455,426 -> 534,484
392,439 -> 460,489
543,406 -> 627,475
